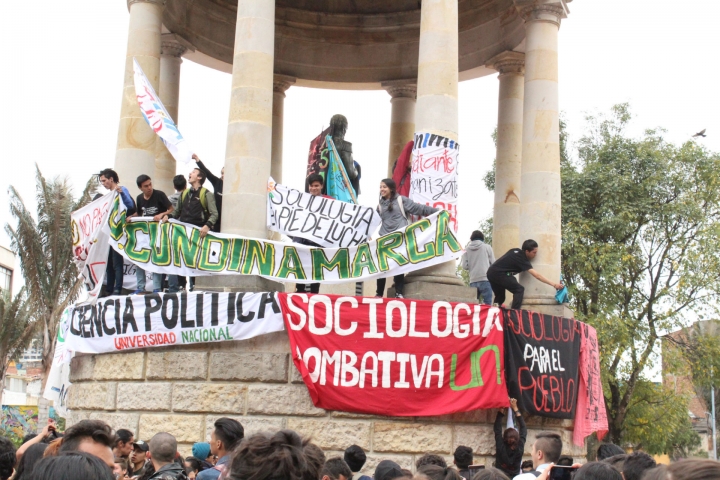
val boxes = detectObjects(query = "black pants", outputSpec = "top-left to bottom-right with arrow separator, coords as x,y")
296,283 -> 320,294
489,273 -> 524,309
376,274 -> 405,297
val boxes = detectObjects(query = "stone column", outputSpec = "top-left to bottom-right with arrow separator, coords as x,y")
196,0 -> 281,293
382,81 -> 416,177
271,75 -> 296,184
401,0 -> 475,303
114,0 -> 164,198
517,1 -> 569,315
488,51 -> 525,259
154,34 -> 191,194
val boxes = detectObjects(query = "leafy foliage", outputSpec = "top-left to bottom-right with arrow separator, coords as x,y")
561,104 -> 720,449
5,166 -> 96,385
0,288 -> 36,404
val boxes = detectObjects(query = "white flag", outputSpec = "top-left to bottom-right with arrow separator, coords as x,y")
133,58 -> 193,164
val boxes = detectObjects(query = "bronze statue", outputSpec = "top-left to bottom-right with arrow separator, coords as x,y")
329,114 -> 358,180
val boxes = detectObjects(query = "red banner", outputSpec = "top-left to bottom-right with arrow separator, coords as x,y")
278,293 -> 508,416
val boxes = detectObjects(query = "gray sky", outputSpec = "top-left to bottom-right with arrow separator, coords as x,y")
1,0 -> 719,297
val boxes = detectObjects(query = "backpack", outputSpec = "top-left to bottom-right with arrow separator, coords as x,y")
377,195 -> 407,220
180,187 -> 210,226
181,187 -> 209,211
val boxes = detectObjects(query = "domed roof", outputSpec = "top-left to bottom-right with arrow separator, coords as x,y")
163,0 -> 526,88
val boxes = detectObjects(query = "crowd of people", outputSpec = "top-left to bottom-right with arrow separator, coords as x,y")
1,408 -> 719,480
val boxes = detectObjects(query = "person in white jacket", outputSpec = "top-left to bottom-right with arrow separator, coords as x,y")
461,230 -> 496,304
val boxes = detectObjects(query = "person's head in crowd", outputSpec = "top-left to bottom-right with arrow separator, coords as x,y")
530,431 -> 562,469
57,419 -> 115,470
22,433 -> 38,445
173,174 -> 188,193
307,174 -> 325,196
603,454 -> 627,472
470,231 -> 485,242
375,459 -> 406,480
113,429 -> 134,459
417,464 -> 462,480
343,444 -> 367,473
136,175 -> 153,196
148,432 -> 177,471
502,425 -> 520,451
226,429 -> 321,480
99,168 -> 120,190
416,454 -> 447,470
572,461 -> 622,480
13,442 -> 48,480
322,457 -> 352,480
114,457 -> 129,479
471,468 -> 510,480
304,442 -> 327,480
521,460 -> 534,473
596,443 -> 625,461
521,239 -> 539,259
0,436 -> 16,480
380,178 -> 397,200
640,465 -> 668,480
210,417 -> 244,460
556,456 -> 574,467
189,168 -> 206,188
453,446 -> 473,470
192,441 -> 212,464
185,456 -> 202,479
622,452 -> 656,480
130,440 -> 149,470
33,451 -> 115,480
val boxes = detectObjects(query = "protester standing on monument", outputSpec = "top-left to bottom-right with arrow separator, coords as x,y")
375,178 -> 438,298
99,168 -> 136,296
197,418 -> 244,480
512,431 -> 562,480
494,398 -> 527,478
294,173 -> 333,294
487,240 -> 563,310
168,175 -> 188,209
461,230 -> 496,305
162,168 -> 218,293
192,154 -> 223,232
130,175 -> 173,294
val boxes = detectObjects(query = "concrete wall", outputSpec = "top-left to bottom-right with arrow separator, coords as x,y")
66,333 -> 585,474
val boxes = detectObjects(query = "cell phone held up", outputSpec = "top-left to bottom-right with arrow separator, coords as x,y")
549,465 -> 579,480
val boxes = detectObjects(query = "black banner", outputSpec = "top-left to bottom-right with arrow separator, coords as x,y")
503,309 -> 582,419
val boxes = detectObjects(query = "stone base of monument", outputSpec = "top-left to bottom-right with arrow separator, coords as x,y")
389,281 -> 477,303
522,295 -> 575,318
194,275 -> 284,293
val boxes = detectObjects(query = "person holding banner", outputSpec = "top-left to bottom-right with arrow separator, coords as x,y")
99,169 -> 136,296
294,174 -> 333,294
494,398 -> 527,479
376,178 -> 438,298
192,154 -> 223,232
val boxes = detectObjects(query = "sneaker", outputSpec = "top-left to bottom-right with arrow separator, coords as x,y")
395,293 -> 404,299
375,295 -> 383,298
152,289 -> 163,294
131,290 -> 144,295
112,289 -> 122,296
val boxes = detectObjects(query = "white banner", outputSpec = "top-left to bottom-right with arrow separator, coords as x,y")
43,309 -> 73,417
71,192 -> 116,301
107,194 -> 463,283
133,58 -> 193,165
266,178 -> 380,248
66,291 -> 285,354
410,132 -> 460,232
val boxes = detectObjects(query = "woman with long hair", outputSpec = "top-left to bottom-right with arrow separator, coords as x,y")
376,178 -> 439,298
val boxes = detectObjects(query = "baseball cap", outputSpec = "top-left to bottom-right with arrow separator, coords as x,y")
132,440 -> 149,452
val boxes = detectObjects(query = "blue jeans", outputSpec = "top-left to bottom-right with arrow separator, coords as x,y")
471,280 -> 493,305
135,268 -> 163,291
105,249 -> 124,295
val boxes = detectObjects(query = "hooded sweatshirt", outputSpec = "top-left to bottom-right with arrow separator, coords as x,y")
461,240 -> 496,283
377,195 -> 438,236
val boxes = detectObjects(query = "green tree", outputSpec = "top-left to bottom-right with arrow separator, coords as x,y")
0,288 -> 36,405
5,166 -> 95,386
561,104 -> 720,447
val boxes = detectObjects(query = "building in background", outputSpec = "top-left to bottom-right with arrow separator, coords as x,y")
0,246 -> 14,292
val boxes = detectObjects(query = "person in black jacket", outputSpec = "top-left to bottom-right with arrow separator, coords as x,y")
494,398 -> 527,479
192,153 -> 223,232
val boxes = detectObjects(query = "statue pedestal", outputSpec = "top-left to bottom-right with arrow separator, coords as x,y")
194,275 -> 284,293
522,295 -> 575,318
392,262 -> 477,303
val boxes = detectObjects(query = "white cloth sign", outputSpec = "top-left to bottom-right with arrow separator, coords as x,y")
133,58 -> 193,164
43,309 -> 73,417
266,178 -> 380,248
71,192 -> 116,301
65,292 -> 285,354
107,194 -> 463,283
410,132 -> 460,232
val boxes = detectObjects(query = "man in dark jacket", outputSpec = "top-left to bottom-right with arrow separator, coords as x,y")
192,154 -> 223,232
147,433 -> 187,480
494,398 -> 527,479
